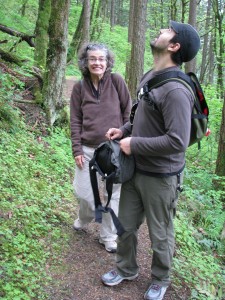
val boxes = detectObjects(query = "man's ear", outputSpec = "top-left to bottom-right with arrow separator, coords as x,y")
168,43 -> 180,53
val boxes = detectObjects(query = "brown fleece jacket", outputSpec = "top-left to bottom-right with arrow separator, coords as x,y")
70,71 -> 131,157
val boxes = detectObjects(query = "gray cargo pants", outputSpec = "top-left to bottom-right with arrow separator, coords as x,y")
116,171 -> 182,286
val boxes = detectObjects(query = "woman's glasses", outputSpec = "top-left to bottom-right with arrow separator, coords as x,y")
88,58 -> 107,63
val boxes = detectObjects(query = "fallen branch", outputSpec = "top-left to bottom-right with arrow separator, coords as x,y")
0,23 -> 35,47
14,99 -> 36,104
0,61 -> 43,84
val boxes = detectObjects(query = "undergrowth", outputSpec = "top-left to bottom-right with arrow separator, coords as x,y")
0,109 -> 75,299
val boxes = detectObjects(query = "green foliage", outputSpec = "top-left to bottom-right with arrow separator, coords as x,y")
0,0 -> 38,32
173,215 -> 224,299
0,72 -> 25,132
92,23 -> 130,76
0,125 -> 75,299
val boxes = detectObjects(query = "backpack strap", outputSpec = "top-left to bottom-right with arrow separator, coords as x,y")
147,71 -> 208,123
130,70 -> 197,125
89,155 -> 102,217
89,155 -> 125,236
146,70 -> 195,93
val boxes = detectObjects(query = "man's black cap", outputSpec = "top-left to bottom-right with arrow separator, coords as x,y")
170,20 -> 200,63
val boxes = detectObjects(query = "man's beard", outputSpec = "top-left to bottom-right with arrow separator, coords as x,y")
150,42 -> 166,56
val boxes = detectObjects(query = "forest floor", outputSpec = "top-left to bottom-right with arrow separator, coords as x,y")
45,220 -> 191,300
17,77 -> 191,300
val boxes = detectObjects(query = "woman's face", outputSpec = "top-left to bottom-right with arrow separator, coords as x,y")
87,49 -> 107,78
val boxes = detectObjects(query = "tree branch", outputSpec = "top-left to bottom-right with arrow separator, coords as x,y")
0,23 -> 35,47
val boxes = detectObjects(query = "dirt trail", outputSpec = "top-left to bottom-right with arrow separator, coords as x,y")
63,76 -> 77,100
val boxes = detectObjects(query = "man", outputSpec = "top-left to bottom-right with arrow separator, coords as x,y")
101,21 -> 200,300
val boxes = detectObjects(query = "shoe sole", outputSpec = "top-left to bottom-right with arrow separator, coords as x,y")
73,224 -> 83,230
102,273 -> 138,286
144,286 -> 168,300
99,239 -> 117,253
73,224 -> 88,232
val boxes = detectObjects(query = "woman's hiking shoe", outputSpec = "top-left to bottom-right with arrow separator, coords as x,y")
99,238 -> 117,253
101,269 -> 138,286
73,218 -> 86,231
144,283 -> 168,300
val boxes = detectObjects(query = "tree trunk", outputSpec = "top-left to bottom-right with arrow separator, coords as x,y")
67,5 -> 84,63
199,0 -> 211,84
213,0 -> 224,98
170,0 -> 178,21
185,0 -> 198,73
42,0 -> 70,126
34,0 -> 51,70
117,0 -> 123,26
126,0 -> 147,100
208,28 -> 215,85
215,93 -> 225,176
34,0 -> 51,103
80,0 -> 90,48
90,0 -> 96,24
90,0 -> 105,40
127,0 -> 134,43
125,0 -> 134,86
110,0 -> 115,30
101,0 -> 109,19
180,0 -> 187,22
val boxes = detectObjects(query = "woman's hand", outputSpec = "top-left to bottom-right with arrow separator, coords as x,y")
75,155 -> 85,169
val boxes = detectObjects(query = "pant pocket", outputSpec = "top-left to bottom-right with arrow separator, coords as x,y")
170,190 -> 179,217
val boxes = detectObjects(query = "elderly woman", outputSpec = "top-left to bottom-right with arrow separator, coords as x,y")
70,43 -> 131,253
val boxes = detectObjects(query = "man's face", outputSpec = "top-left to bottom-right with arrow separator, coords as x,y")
150,27 -> 176,53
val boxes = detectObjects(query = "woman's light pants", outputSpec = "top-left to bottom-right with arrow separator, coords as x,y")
73,145 -> 121,242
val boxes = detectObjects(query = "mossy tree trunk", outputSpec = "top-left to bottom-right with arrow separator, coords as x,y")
34,0 -> 51,70
67,0 -> 90,63
215,93 -> 225,177
42,0 -> 70,126
67,5 -> 84,63
34,0 -> 51,103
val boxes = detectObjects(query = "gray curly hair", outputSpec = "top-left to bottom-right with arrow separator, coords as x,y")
77,42 -> 115,77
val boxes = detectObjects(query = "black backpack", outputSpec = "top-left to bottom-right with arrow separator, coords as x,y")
130,70 -> 209,149
89,139 -> 135,236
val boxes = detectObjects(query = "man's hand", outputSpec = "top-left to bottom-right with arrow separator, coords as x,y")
75,155 -> 84,169
106,128 -> 123,140
120,137 -> 132,155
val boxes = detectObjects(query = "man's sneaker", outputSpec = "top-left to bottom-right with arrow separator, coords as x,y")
73,218 -> 84,231
99,238 -> 117,253
101,269 -> 138,286
144,283 -> 168,300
